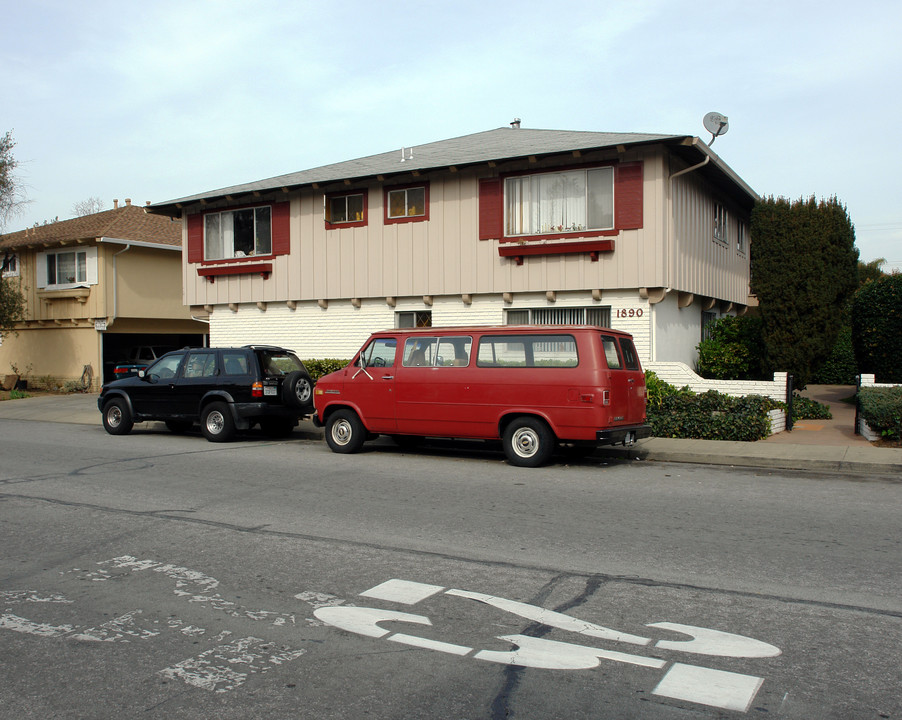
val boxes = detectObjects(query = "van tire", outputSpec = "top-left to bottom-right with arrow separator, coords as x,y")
502,417 -> 554,467
325,409 -> 366,454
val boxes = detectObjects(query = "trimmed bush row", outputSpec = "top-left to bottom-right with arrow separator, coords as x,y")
858,386 -> 902,441
645,371 -> 831,442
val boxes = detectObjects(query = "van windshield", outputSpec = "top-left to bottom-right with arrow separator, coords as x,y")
476,334 -> 578,367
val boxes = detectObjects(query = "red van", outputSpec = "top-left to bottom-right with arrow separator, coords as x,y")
313,325 -> 651,467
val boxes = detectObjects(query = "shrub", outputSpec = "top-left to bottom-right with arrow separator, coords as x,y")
695,315 -> 767,380
647,389 -> 781,442
644,370 -> 692,408
811,326 -> 857,385
791,393 -> 832,420
852,274 -> 902,383
9,388 -> 30,399
302,359 -> 350,382
858,386 -> 902,441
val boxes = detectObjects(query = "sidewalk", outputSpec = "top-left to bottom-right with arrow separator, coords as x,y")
0,389 -> 899,477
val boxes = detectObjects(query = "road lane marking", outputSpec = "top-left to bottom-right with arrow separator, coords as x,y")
649,622 -> 781,658
475,635 -> 667,671
652,663 -> 765,712
158,636 -> 305,693
0,613 -> 75,637
447,588 -> 651,646
361,579 -> 446,605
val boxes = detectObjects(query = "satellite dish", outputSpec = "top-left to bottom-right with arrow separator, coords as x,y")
703,112 -> 729,145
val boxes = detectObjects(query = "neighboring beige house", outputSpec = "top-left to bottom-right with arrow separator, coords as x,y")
147,125 -> 757,365
0,201 -> 207,390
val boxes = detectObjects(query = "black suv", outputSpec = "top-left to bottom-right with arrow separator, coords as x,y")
98,346 -> 314,442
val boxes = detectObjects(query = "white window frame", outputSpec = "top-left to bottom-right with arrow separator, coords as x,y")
1,253 -> 19,278
714,202 -> 728,243
204,206 -> 272,260
36,247 -> 98,289
504,167 -> 614,237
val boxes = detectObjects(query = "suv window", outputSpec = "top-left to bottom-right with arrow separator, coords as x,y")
222,352 -> 249,376
260,349 -> 305,376
183,352 -> 217,379
148,353 -> 184,379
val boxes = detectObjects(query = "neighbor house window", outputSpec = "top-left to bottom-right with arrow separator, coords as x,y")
1,253 -> 18,278
506,306 -> 612,327
714,203 -> 727,243
325,191 -> 367,228
505,167 -> 614,237
737,222 -> 747,253
385,184 -> 429,224
37,247 -> 98,288
204,206 -> 272,260
47,250 -> 87,285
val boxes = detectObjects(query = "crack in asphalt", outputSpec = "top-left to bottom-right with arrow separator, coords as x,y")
2,490 -> 898,622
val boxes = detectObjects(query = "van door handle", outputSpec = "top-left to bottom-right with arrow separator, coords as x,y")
628,378 -> 635,383
382,375 -> 394,380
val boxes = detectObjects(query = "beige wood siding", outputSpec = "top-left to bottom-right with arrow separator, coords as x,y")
670,171 -> 751,304
184,147 -> 677,306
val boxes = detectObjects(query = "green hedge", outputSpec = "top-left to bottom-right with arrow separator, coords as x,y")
644,371 -> 830,440
302,359 -> 350,382
858,386 -> 902,441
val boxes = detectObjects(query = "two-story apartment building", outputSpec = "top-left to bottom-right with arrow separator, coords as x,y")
148,125 -> 757,365
0,201 -> 207,389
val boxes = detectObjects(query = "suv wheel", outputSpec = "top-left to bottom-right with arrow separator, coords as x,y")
201,402 -> 236,442
283,370 -> 313,410
102,398 -> 134,435
325,409 -> 366,454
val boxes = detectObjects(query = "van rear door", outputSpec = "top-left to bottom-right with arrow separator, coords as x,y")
599,334 -> 645,426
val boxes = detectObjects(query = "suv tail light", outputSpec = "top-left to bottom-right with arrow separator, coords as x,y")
252,381 -> 264,398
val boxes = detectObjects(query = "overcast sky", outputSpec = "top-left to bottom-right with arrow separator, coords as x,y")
2,0 -> 900,269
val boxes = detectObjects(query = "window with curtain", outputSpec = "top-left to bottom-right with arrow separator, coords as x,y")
204,206 -> 272,260
505,167 -> 614,236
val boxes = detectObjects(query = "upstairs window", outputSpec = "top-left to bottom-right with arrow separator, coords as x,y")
714,202 -> 728,243
325,191 -> 367,228
385,184 -> 429,224
48,250 -> 87,285
1,252 -> 19,278
37,247 -> 98,288
204,206 -> 272,260
505,167 -> 614,237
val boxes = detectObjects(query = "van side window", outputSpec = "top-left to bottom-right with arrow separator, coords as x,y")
477,335 -> 578,368
601,335 -> 623,369
403,337 -> 438,366
436,337 -> 472,366
619,338 -> 640,371
359,338 -> 397,367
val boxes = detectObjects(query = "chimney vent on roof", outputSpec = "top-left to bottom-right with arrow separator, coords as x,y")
510,118 -> 521,129
146,200 -> 151,206
113,199 -> 119,209
125,198 -> 132,206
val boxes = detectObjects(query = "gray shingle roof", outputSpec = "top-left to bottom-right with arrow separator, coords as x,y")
149,127 -> 685,214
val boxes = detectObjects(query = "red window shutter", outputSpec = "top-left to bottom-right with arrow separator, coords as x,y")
479,178 -> 503,240
615,163 -> 644,230
186,214 -> 204,263
271,201 -> 290,256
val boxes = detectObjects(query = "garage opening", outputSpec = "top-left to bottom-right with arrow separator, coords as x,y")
102,333 -> 206,383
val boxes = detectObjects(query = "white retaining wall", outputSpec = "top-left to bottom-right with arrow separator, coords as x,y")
644,361 -> 789,402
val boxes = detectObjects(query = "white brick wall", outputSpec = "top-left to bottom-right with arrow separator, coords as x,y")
645,361 -> 789,402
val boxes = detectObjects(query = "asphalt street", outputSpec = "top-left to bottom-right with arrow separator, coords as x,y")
1,416 -> 899,719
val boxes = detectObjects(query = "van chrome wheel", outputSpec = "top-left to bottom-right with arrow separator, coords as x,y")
502,417 -> 554,468
324,409 -> 366,454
